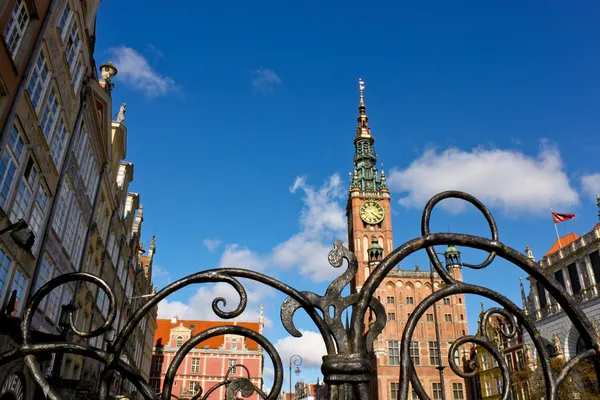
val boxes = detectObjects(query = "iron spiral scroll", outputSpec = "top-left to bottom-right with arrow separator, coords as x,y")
0,191 -> 598,400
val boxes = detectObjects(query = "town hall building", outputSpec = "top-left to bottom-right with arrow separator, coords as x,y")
346,80 -> 470,400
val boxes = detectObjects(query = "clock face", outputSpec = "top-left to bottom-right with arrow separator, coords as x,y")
359,201 -> 385,224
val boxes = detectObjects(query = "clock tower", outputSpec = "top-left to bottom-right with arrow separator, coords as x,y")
347,79 -> 393,294
345,80 -> 470,400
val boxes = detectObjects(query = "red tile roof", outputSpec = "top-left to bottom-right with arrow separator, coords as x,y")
154,319 -> 261,350
543,233 -> 580,258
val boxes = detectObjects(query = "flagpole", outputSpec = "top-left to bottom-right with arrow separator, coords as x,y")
551,208 -> 562,249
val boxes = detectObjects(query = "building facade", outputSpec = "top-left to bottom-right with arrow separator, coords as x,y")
0,0 -> 158,396
522,201 -> 600,361
1,0 -> 53,130
150,318 -> 265,400
346,81 -> 470,400
466,314 -> 527,400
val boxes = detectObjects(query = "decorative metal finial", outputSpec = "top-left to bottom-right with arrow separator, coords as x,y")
359,78 -> 365,105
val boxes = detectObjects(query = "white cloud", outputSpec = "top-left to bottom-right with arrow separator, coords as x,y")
252,68 -> 283,95
274,330 -> 327,369
220,244 -> 266,271
387,143 -> 580,214
203,238 -> 223,253
581,173 -> 600,199
107,46 -> 176,97
152,265 -> 172,287
157,281 -> 273,328
271,174 -> 347,282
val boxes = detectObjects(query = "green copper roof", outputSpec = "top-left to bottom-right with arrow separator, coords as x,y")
350,80 -> 387,192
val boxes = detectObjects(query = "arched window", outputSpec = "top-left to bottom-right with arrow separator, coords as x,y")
176,336 -> 183,347
576,336 -> 586,355
231,338 -> 237,350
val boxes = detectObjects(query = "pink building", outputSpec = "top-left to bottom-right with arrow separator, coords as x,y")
150,317 -> 264,400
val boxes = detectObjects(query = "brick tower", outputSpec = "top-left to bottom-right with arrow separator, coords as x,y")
346,80 -> 469,400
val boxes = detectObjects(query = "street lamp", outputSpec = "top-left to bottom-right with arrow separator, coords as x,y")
289,355 -> 302,400
0,218 -> 35,252
51,303 -> 78,380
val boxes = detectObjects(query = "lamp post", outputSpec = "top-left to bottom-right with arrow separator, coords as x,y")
289,355 -> 302,400
51,303 -> 77,380
0,220 -> 35,319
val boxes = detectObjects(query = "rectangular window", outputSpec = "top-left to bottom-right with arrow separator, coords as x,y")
406,296 -> 414,305
485,381 -> 492,397
429,342 -> 440,366
27,51 -> 51,113
35,253 -> 53,309
590,251 -> 600,284
567,263 -> 581,294
536,281 -> 547,309
388,340 -> 399,365
191,358 -> 200,373
152,356 -> 163,372
72,218 -> 86,267
39,88 -> 60,142
0,125 -> 25,208
0,249 -> 12,306
505,354 -> 514,372
517,350 -> 525,369
387,296 -> 394,304
452,383 -> 464,400
10,266 -> 28,315
52,181 -> 72,237
228,359 -> 237,374
3,0 -> 30,59
409,341 -> 420,366
554,269 -> 566,288
72,56 -> 84,92
50,117 -> 69,168
426,313 -> 434,322
495,377 -> 502,394
28,185 -> 49,252
63,199 -> 81,257
445,313 -> 452,322
10,157 -> 38,223
188,382 -> 198,393
443,298 -> 451,305
58,2 -> 73,39
65,23 -> 81,73
432,383 -> 442,400
390,383 -> 399,400
387,312 -> 396,321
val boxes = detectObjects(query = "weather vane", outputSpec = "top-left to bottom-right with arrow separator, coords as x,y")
359,78 -> 365,103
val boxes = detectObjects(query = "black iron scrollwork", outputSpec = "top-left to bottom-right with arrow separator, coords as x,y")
0,191 -> 598,400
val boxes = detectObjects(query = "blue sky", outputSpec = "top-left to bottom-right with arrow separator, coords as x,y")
94,0 -> 600,391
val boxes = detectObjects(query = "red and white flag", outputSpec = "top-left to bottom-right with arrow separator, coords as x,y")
552,211 -> 576,224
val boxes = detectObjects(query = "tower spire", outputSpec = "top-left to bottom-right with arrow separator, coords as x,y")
356,78 -> 371,139
350,78 -> 386,192
520,277 -> 529,314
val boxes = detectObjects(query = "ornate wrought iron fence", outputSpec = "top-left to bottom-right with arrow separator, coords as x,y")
1,191 -> 598,400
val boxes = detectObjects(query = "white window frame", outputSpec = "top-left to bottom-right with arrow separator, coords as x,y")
58,2 -> 73,40
51,178 -> 72,238
71,55 -> 85,92
0,248 -> 13,308
0,124 -> 25,209
190,358 -> 200,373
62,10 -> 81,75
27,50 -> 51,114
28,184 -> 49,253
50,115 -> 69,168
3,0 -> 30,59
10,156 -> 39,224
10,265 -> 29,315
39,87 -> 61,142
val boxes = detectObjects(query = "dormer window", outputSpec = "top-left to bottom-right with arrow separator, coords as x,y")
176,336 -> 183,347
231,338 -> 237,350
